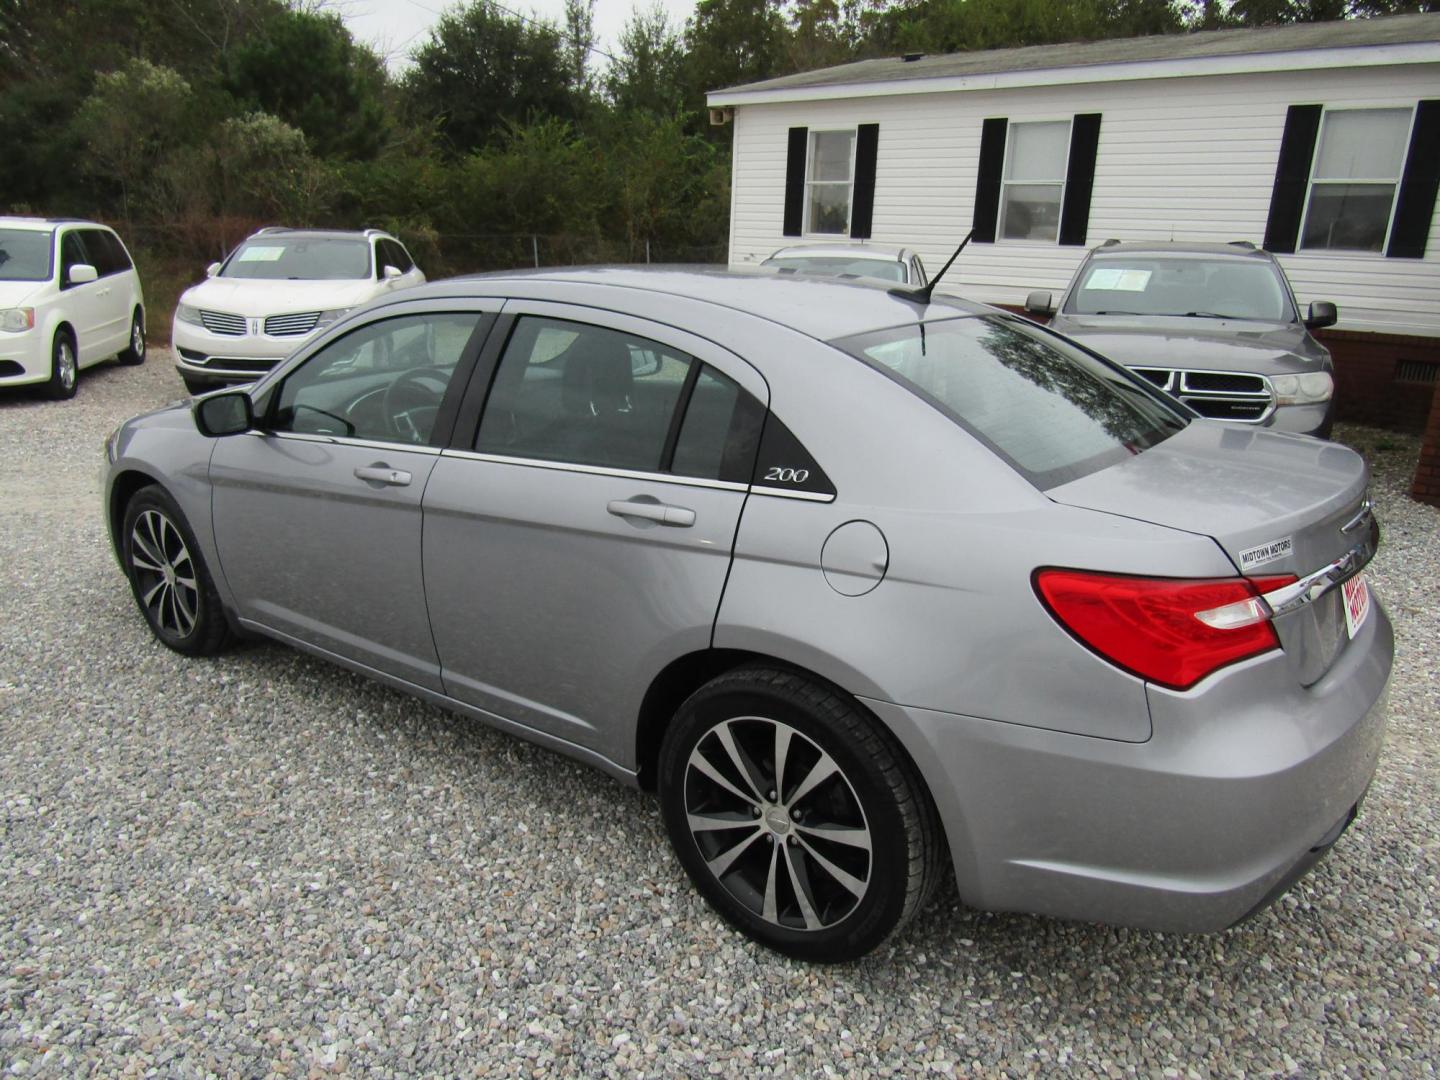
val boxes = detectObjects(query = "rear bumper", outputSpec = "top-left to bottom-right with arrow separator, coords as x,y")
864,597 -> 1393,933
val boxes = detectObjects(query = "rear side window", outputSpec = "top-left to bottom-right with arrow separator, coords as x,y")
833,316 -> 1187,490
672,367 -> 763,484
81,229 -> 124,276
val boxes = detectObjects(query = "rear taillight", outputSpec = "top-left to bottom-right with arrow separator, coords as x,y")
1033,569 -> 1298,691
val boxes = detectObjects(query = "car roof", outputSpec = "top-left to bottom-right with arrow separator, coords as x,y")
244,228 -> 387,242
423,265 -> 990,340
767,244 -> 910,262
1086,241 -> 1276,261
0,216 -> 100,231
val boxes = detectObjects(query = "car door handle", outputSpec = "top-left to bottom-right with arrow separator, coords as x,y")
354,465 -> 412,486
607,498 -> 695,527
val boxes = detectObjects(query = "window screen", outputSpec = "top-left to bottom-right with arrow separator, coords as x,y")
1001,121 -> 1069,242
1302,108 -> 1412,253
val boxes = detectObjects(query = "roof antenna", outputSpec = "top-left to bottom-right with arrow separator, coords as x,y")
890,229 -> 974,305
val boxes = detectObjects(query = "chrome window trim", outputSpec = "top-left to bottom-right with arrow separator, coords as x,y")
1260,523 -> 1378,619
243,430 -> 443,456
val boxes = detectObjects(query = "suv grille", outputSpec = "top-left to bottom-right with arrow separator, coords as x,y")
200,310 -> 246,336
264,312 -> 321,337
1127,366 -> 1274,424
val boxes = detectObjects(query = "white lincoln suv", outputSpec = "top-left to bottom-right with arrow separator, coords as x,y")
0,217 -> 146,400
172,227 -> 425,393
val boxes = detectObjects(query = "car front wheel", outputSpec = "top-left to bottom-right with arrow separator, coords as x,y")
659,665 -> 943,962
121,486 -> 230,655
44,330 -> 77,400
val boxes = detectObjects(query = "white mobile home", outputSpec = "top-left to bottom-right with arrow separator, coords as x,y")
708,14 -> 1440,430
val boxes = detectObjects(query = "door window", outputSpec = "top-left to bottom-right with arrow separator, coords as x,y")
59,232 -> 92,287
271,313 -> 483,444
671,367 -> 764,483
379,239 -> 415,274
476,317 -> 694,472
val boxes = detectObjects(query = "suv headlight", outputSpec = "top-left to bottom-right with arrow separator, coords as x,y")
0,308 -> 35,332
175,303 -> 203,326
315,308 -> 352,329
1271,372 -> 1333,405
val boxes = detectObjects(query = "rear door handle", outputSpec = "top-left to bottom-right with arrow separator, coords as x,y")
354,465 -> 412,486
607,498 -> 695,527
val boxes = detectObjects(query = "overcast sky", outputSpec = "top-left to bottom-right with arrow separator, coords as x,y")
332,0 -> 698,71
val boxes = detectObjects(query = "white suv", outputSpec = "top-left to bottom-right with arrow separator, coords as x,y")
0,217 -> 146,400
172,227 -> 425,393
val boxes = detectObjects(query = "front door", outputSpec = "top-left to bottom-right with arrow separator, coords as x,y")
57,230 -> 108,363
210,309 -> 490,690
422,306 -> 767,767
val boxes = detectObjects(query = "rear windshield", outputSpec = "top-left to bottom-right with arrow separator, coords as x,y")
833,316 -> 1189,490
1064,256 -> 1295,322
765,256 -> 906,283
0,229 -> 54,281
221,237 -> 371,280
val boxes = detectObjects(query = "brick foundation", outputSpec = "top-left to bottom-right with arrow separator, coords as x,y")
1412,386 -> 1440,508
1315,329 -> 1440,433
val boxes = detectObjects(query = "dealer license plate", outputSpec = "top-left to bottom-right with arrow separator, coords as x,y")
1343,573 -> 1370,639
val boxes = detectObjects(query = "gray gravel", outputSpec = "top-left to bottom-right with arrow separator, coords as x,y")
2,354 -> 1437,1077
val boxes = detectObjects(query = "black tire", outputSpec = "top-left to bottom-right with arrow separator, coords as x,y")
118,309 -> 145,365
658,665 -> 943,962
121,485 -> 231,656
43,329 -> 78,400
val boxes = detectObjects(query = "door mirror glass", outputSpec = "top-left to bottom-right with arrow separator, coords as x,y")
1025,290 -> 1054,316
206,262 -> 222,278
67,263 -> 98,285
1305,301 -> 1338,330
194,390 -> 254,437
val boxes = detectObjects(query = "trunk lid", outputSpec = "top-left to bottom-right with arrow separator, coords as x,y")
1047,421 -> 1374,685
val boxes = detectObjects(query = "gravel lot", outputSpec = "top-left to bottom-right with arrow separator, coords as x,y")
2,353 -> 1437,1078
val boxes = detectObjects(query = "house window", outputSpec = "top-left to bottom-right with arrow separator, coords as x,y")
1300,108 -> 1413,253
806,130 -> 856,235
999,121 -> 1071,242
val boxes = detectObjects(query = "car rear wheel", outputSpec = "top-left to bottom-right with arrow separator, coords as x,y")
118,310 -> 145,365
658,665 -> 943,962
44,330 -> 77,400
121,486 -> 231,656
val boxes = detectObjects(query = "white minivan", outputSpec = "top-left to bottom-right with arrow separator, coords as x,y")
0,217 -> 146,399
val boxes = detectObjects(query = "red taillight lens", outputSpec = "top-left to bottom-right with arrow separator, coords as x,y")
1033,569 -> 1298,691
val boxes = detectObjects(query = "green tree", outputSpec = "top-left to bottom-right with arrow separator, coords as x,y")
605,5 -> 689,117
405,1 -> 582,155
684,0 -> 790,107
70,58 -> 194,221
223,8 -> 388,160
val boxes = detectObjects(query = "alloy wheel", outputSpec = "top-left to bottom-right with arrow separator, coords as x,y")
56,339 -> 76,391
129,509 -> 199,638
683,716 -> 872,931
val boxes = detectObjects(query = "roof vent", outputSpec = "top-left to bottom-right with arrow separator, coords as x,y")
902,52 -> 923,62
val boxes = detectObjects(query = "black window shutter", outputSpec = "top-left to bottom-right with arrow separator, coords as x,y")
1059,113 -> 1102,246
1387,100 -> 1440,259
783,127 -> 808,237
1263,104 -> 1322,254
972,118 -> 1008,243
850,123 -> 880,240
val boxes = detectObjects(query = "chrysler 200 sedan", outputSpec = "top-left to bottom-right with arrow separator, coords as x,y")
104,268 -> 1391,962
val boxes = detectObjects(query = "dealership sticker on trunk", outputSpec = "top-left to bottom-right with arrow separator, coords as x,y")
1343,573 -> 1371,639
1239,535 -> 1293,570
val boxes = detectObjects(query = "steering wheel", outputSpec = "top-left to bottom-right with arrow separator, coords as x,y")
382,365 -> 449,444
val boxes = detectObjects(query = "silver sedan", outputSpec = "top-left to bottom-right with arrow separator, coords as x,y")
104,268 -> 1392,961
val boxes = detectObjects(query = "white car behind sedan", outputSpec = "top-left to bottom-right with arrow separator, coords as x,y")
172,227 -> 425,393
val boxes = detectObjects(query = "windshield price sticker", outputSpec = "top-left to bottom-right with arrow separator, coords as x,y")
236,246 -> 286,262
1085,268 -> 1152,292
1343,573 -> 1370,639
1239,535 -> 1292,570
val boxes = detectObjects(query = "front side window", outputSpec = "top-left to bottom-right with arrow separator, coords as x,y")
1064,256 -> 1295,322
272,313 -> 483,444
222,237 -> 372,281
1000,120 -> 1070,242
1301,107 -> 1413,253
59,232 -> 92,286
833,316 -> 1187,490
806,130 -> 856,235
0,229 -> 54,282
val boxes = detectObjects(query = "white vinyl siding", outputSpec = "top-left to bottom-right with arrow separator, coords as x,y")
724,63 -> 1440,337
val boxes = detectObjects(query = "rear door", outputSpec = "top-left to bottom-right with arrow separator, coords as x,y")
82,228 -> 131,350
422,302 -> 767,767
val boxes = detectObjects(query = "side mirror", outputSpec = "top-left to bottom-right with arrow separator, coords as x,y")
1305,301 -> 1338,330
206,262 -> 222,278
1025,290 -> 1055,317
67,263 -> 98,285
382,264 -> 403,281
193,390 -> 254,437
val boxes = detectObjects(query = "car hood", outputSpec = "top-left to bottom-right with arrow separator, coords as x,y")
1049,316 -> 1329,374
178,277 -> 379,317
0,280 -> 44,307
